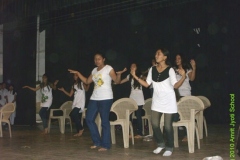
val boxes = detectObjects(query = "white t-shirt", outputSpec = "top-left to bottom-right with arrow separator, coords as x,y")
90,65 -> 113,100
40,86 -> 52,108
126,75 -> 145,106
146,66 -> 178,113
7,90 -> 17,105
0,88 -> 8,105
176,69 -> 192,96
72,82 -> 85,112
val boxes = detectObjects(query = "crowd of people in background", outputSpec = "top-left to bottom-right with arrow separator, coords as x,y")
19,48 -> 197,156
0,82 -> 17,125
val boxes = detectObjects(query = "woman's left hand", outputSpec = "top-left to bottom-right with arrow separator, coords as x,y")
190,59 -> 196,70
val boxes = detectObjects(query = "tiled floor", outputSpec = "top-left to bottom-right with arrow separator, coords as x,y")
0,123 -> 238,160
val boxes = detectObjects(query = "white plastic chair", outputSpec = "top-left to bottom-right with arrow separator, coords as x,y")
142,98 -> 153,135
160,96 -> 204,153
48,101 -> 73,134
0,103 -> 16,137
110,98 -> 138,148
196,96 -> 211,138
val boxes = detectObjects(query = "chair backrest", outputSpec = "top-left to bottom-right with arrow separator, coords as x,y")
143,98 -> 152,116
177,96 -> 204,121
0,103 -> 15,121
196,96 -> 211,109
60,101 -> 73,116
111,98 -> 138,120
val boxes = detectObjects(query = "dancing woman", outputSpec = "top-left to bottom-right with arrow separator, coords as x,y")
58,73 -> 89,136
23,74 -> 58,134
130,48 -> 186,156
68,53 -> 126,151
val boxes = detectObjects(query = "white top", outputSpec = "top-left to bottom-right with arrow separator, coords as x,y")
146,66 -> 178,113
72,82 -> 86,113
176,69 -> 192,96
0,88 -> 8,105
7,90 -> 17,105
126,75 -> 145,106
40,86 -> 52,108
90,65 -> 113,100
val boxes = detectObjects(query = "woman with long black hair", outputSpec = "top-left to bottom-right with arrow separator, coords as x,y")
119,63 -> 145,138
58,73 -> 89,136
23,74 -> 58,134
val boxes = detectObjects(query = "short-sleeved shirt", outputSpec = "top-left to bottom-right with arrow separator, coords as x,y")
176,69 -> 192,96
7,91 -> 17,105
90,65 -> 113,100
72,82 -> 86,112
126,75 -> 145,106
40,86 -> 52,108
146,66 -> 177,113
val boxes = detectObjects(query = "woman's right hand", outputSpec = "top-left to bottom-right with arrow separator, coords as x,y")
68,69 -> 79,74
130,67 -> 136,77
22,86 -> 29,89
58,87 -> 64,91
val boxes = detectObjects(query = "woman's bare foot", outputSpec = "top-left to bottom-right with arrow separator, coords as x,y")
98,147 -> 108,151
90,145 -> 98,149
42,128 -> 48,135
134,135 -> 143,139
74,129 -> 84,137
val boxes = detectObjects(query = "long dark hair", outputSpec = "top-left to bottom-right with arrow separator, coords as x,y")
72,75 -> 83,90
8,84 -> 16,95
158,48 -> 172,66
174,53 -> 192,73
40,73 -> 51,91
129,63 -> 141,89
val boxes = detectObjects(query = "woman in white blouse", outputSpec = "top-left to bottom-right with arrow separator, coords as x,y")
130,48 -> 186,156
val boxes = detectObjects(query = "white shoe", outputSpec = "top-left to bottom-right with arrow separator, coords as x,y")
163,151 -> 172,156
153,147 -> 164,154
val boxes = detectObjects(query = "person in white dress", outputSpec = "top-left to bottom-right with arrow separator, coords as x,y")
58,73 -> 89,136
6,84 -> 17,125
130,48 -> 186,156
68,53 -> 126,151
0,83 -> 8,107
23,74 -> 58,134
119,63 -> 145,138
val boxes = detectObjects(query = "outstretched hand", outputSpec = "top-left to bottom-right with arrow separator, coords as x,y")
58,87 -> 64,91
54,80 -> 59,86
116,67 -> 127,75
22,86 -> 29,89
68,69 -> 79,74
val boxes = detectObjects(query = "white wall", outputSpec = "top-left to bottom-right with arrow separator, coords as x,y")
0,24 -> 3,82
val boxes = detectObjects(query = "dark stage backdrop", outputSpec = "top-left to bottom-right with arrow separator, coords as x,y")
3,0 -> 239,125
3,17 -> 37,125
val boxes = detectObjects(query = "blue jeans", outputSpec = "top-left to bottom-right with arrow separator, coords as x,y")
151,110 -> 174,151
135,105 -> 143,136
69,107 -> 83,133
86,99 -> 113,149
39,107 -> 49,129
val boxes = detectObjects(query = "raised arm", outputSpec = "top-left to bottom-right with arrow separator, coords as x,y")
22,85 -> 41,92
58,87 -> 74,97
50,80 -> 59,90
68,69 -> 93,84
83,83 -> 90,91
110,68 -> 127,84
174,69 -> 186,89
188,59 -> 196,81
130,67 -> 149,88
